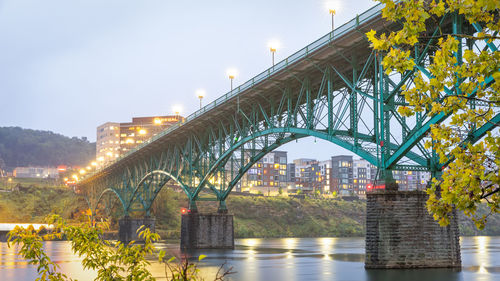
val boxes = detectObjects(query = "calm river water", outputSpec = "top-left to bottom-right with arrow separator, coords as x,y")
1,236 -> 499,281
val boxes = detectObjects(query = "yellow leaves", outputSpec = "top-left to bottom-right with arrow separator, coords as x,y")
429,0 -> 446,16
365,30 -> 391,51
373,0 -> 500,230
397,106 -> 414,117
383,49 -> 415,74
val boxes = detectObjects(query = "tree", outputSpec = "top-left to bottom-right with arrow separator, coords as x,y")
367,0 -> 499,228
7,215 -> 234,281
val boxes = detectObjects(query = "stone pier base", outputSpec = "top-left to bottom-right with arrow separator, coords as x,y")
181,213 -> 234,249
365,190 -> 461,269
118,216 -> 156,243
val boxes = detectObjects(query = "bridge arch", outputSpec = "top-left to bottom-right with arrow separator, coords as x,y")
126,170 -> 189,215
188,126 -> 381,211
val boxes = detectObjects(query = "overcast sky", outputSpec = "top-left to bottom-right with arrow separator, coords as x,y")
0,0 -> 376,161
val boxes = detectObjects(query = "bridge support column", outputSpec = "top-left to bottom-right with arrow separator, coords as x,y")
365,190 -> 461,268
180,213 -> 234,249
118,216 -> 156,244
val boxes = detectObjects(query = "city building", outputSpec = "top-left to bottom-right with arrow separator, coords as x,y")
242,150 -> 288,195
319,160 -> 332,193
352,158 -> 377,195
293,158 -> 321,193
96,116 -> 182,167
331,155 -> 354,195
13,167 -> 59,179
96,122 -> 120,165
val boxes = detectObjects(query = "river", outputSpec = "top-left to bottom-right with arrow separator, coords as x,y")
1,236 -> 499,281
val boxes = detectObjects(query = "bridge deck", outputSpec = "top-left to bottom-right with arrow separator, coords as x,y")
82,3 -> 397,183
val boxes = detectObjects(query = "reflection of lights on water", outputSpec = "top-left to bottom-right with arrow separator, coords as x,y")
319,237 -> 337,260
0,223 -> 52,231
245,239 -> 260,248
284,238 -> 297,259
242,239 -> 261,261
284,238 -> 297,249
475,236 -> 490,274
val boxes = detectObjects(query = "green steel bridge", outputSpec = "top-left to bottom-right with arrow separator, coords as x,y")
78,2 -> 499,219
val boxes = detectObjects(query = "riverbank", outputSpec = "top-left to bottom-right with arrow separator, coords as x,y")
1,185 -> 500,238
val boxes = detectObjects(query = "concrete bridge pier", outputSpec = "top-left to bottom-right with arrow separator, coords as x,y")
180,212 -> 234,249
365,190 -> 461,268
118,216 -> 156,243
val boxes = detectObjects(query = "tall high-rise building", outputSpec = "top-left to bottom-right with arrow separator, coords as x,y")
96,122 -> 120,165
96,116 -> 182,167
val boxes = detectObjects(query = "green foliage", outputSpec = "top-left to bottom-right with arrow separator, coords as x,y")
0,127 -> 95,168
8,215 -> 233,281
7,224 -> 71,281
367,0 -> 500,229
0,185 -> 86,223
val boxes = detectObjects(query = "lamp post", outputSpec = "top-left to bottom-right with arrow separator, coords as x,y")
173,105 -> 182,122
268,40 -> 280,66
226,68 -> 237,92
196,89 -> 206,109
326,2 -> 339,33
227,68 -> 238,112
329,9 -> 336,31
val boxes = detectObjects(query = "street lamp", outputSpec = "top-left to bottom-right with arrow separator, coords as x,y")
196,89 -> 206,109
268,40 -> 280,66
227,68 -> 239,112
173,105 -> 182,122
326,1 -> 340,32
226,68 -> 238,92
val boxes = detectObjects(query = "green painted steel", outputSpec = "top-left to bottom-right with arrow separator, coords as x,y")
77,4 -> 499,216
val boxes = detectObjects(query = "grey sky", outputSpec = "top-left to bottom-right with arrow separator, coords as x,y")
0,0 -> 376,161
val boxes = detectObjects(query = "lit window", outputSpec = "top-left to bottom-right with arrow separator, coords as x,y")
139,129 -> 147,135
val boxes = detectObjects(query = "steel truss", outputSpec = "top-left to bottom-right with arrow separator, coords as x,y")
78,11 -> 499,218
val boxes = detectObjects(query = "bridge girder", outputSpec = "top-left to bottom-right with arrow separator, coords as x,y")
77,7 -> 499,216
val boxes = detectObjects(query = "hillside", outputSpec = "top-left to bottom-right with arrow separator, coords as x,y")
0,127 -> 95,169
2,184 -> 500,239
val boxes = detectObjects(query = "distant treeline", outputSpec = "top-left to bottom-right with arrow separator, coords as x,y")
0,127 -> 95,169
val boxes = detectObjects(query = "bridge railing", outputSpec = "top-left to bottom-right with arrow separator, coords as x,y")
85,3 -> 384,179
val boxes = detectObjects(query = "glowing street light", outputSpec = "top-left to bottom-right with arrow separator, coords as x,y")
227,68 -> 239,113
91,161 -> 97,167
226,68 -> 238,91
268,40 -> 280,66
173,105 -> 182,121
326,1 -> 340,32
196,89 -> 206,109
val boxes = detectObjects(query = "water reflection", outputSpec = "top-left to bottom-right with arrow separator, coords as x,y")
475,236 -> 490,274
2,237 -> 500,281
